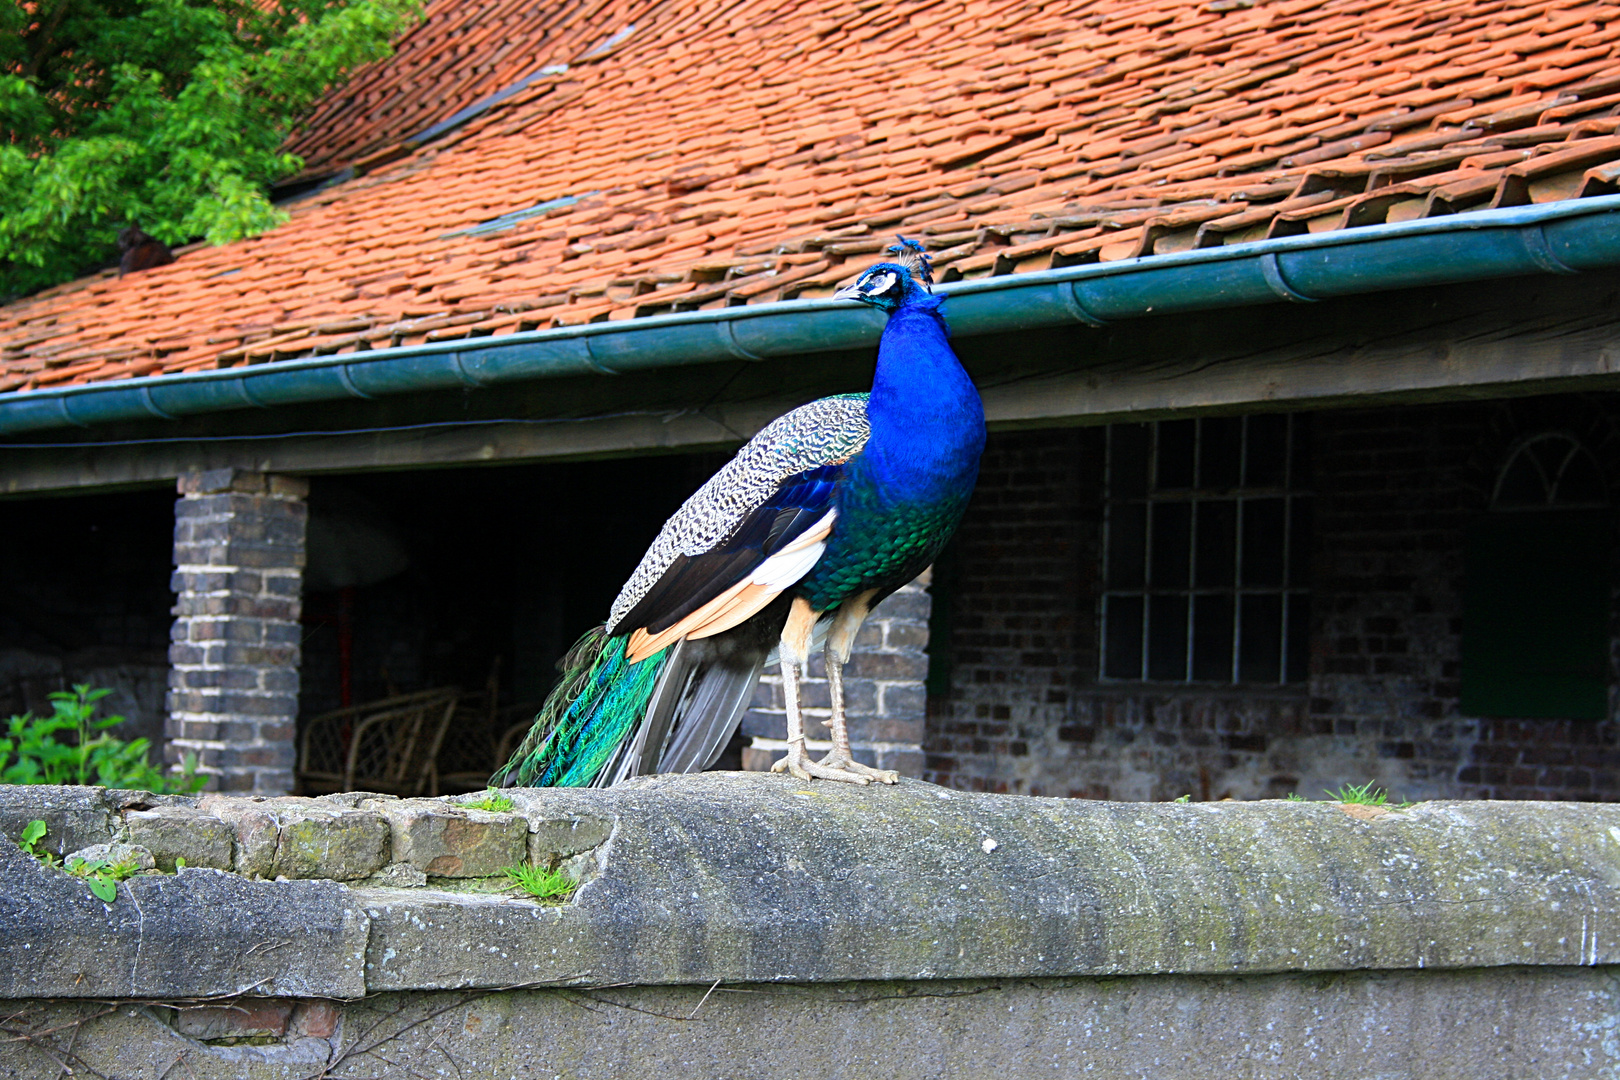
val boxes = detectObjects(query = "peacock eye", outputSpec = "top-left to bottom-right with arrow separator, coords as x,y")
861,270 -> 897,296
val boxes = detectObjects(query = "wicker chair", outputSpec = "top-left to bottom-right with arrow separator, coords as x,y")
432,659 -> 504,793
435,705 -> 541,793
494,716 -> 535,772
298,688 -> 461,796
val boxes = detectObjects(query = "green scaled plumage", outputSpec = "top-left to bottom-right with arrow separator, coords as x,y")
494,628 -> 669,787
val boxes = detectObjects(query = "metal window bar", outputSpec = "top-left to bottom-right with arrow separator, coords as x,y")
1278,416 -> 1294,684
1100,415 -> 1311,685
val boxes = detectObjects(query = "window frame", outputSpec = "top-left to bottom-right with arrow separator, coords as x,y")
1099,414 -> 1312,687
1460,429 -> 1612,720
1490,430 -> 1608,511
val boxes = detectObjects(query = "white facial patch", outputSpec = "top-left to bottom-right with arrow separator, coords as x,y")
860,270 -> 898,296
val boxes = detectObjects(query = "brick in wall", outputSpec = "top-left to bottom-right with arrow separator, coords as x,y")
926,399 -> 1620,803
167,469 -> 308,795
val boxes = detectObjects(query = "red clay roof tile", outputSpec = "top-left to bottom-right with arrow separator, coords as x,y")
9,0 -> 1620,390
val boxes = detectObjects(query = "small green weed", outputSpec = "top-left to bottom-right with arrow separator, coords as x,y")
1173,794 -> 1191,803
13,819 -> 140,901
17,819 -> 52,863
65,855 -> 141,902
1,685 -> 205,793
462,789 -> 515,813
502,863 -> 577,902
1328,781 -> 1388,806
1285,793 -> 1306,802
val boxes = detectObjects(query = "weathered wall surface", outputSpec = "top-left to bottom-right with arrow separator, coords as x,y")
167,468 -> 310,794
3,775 -> 1620,1076
928,395 -> 1620,803
4,966 -> 1617,1080
9,774 -> 1620,994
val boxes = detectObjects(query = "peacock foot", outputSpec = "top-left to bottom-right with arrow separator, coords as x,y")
770,740 -> 882,785
816,751 -> 899,785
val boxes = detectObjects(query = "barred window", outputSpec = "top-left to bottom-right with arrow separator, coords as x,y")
1101,415 -> 1312,684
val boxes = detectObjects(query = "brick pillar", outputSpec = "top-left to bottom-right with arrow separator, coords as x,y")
741,571 -> 931,777
167,469 -> 307,794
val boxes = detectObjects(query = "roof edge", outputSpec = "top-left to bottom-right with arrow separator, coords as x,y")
7,196 -> 1620,438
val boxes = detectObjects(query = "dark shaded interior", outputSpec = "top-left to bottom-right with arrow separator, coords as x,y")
297,452 -> 733,786
0,454 -> 747,786
0,488 -> 175,748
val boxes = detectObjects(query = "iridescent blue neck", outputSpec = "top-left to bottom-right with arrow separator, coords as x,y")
859,292 -> 986,499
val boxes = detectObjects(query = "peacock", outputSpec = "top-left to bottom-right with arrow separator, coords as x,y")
495,238 -> 985,789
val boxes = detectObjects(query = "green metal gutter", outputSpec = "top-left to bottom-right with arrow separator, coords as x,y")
6,195 -> 1620,437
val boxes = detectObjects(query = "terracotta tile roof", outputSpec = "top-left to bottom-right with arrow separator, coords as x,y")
8,0 -> 1620,394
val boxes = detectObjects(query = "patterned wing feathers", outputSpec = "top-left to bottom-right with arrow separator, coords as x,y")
624,510 -> 836,662
608,395 -> 869,632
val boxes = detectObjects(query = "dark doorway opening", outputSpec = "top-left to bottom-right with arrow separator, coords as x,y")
1462,431 -> 1613,720
299,451 -> 732,790
0,488 -> 175,751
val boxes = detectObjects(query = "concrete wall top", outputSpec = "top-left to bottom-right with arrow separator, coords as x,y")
1,773 -> 1617,998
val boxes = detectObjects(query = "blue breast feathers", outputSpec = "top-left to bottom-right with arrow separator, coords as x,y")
858,292 -> 986,503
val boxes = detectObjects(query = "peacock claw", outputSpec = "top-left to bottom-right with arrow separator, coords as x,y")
771,741 -> 879,785
817,752 -> 899,784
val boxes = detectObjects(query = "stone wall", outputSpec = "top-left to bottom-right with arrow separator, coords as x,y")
7,967 -> 1614,1080
926,395 -> 1620,802
1,775 -> 1618,1078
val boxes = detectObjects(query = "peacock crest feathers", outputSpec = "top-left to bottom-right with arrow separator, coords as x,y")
885,235 -> 933,290
834,241 -> 937,313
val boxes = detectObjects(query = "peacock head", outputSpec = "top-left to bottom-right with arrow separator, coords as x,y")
832,236 -> 934,313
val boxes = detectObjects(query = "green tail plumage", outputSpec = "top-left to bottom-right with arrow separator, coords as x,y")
494,627 -> 669,787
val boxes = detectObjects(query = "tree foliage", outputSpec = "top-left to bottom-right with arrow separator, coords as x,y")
1,0 -> 422,297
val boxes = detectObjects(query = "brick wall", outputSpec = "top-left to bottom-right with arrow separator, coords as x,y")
1311,395 -> 1620,801
924,428 -> 1097,795
168,469 -> 308,794
926,396 -> 1620,803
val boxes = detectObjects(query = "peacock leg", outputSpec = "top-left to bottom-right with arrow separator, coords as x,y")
817,590 -> 899,784
771,598 -> 875,784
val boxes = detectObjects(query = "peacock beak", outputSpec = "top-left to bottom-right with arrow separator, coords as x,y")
832,282 -> 864,302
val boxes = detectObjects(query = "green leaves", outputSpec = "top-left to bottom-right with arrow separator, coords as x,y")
1,0 -> 423,297
13,819 -> 144,903
461,789 -> 516,813
68,859 -> 122,902
68,855 -> 143,900
1327,781 -> 1389,806
0,684 -> 206,793
18,820 -> 47,856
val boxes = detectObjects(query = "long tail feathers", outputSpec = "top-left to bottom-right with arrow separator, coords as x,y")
496,608 -> 786,789
656,638 -> 768,774
495,627 -> 670,788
